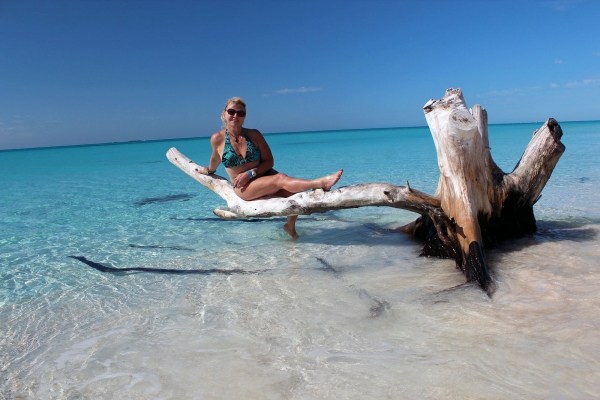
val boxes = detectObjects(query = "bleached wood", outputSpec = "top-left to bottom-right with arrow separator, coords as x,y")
424,89 -> 492,248
470,104 -> 489,148
166,147 -> 441,219
505,119 -> 565,206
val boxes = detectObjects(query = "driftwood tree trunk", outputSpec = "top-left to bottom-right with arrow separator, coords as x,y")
167,88 -> 565,296
401,89 -> 565,294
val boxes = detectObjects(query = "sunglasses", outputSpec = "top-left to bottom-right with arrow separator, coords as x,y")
226,109 -> 246,117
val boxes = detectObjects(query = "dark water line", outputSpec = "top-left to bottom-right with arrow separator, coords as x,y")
135,194 -> 194,206
316,257 -> 391,318
128,244 -> 196,251
316,257 -> 341,274
68,256 -> 265,275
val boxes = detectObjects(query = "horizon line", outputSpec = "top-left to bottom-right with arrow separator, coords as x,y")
1,119 -> 598,153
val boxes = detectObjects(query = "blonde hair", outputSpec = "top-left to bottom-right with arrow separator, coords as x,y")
221,97 -> 247,125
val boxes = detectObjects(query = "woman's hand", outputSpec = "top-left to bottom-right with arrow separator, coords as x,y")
233,170 -> 252,188
196,166 -> 209,175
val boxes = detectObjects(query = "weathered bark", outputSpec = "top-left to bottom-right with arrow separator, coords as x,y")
166,88 -> 565,296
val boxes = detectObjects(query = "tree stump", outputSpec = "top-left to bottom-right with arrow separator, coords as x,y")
167,88 -> 565,296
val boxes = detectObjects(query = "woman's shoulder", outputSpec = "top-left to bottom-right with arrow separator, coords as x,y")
210,129 -> 226,145
244,128 -> 264,140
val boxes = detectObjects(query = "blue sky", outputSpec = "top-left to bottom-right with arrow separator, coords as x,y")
1,0 -> 599,150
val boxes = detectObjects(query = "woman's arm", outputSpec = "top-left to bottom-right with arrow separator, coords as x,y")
197,132 -> 223,175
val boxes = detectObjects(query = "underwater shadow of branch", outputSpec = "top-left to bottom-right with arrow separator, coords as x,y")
68,256 -> 266,275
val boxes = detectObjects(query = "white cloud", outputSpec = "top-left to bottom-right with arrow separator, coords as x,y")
479,78 -> 600,97
554,59 -> 563,64
477,85 -> 548,97
565,78 -> 600,87
270,87 -> 322,95
542,0 -> 584,11
478,88 -> 524,97
594,52 -> 600,56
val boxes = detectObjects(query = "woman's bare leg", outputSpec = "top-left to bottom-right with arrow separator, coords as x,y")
235,170 -> 343,201
275,189 -> 299,238
235,171 -> 342,238
283,215 -> 298,238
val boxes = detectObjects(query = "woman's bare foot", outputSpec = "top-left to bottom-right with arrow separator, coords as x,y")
283,215 -> 299,238
283,222 -> 298,238
320,170 -> 343,191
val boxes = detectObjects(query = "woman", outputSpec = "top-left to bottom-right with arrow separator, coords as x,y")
197,97 -> 343,238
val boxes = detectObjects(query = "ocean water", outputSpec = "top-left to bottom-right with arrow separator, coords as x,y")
1,121 -> 599,399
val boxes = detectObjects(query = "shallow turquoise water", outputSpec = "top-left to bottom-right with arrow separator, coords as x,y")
1,121 -> 599,398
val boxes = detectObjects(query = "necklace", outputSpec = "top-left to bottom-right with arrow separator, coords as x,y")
227,129 -> 243,157
228,129 -> 242,143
